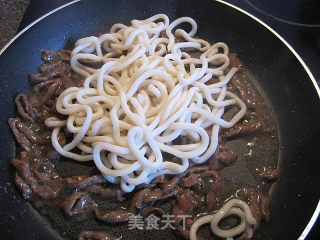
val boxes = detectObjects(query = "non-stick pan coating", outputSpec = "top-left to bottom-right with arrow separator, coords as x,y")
0,0 -> 319,239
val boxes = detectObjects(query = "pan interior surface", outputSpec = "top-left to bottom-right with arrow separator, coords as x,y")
0,0 -> 319,239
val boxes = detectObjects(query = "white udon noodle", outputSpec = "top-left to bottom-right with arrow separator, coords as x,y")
45,14 -> 247,193
190,199 -> 257,240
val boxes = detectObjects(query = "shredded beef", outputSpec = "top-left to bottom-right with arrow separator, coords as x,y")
94,208 -> 133,223
78,231 -> 114,240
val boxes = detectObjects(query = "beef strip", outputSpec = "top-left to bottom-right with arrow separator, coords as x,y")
172,189 -> 201,224
78,58 -> 104,68
14,172 -> 33,199
180,169 -> 222,192
15,93 -> 37,122
32,184 -> 58,200
130,186 -> 182,211
11,159 -> 35,185
130,188 -> 151,210
40,64 -> 68,80
206,191 -> 216,211
141,206 -> 166,217
78,231 -> 114,240
209,143 -> 238,170
29,74 -> 51,85
63,192 -> 90,216
94,208 -> 133,223
242,188 -> 271,227
231,70 -> 256,109
12,158 -> 57,199
142,187 -> 182,203
256,167 -> 278,181
163,174 -> 186,193
41,49 -> 70,63
34,81 -> 61,107
223,118 -> 263,139
32,79 -> 56,92
186,166 -> 209,174
229,53 -> 240,68
39,60 -> 65,73
8,118 -> 31,151
65,175 -> 107,189
12,118 -> 48,144
86,185 -> 124,201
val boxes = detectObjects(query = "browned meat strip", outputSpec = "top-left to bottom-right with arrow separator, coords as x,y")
32,79 -> 56,92
180,174 -> 200,188
142,188 -> 164,203
33,184 -> 57,200
186,166 -> 209,174
257,167 -> 278,181
60,50 -> 72,62
78,231 -> 114,240
94,208 -> 133,223
15,94 -> 37,122
260,194 -> 271,222
29,73 -> 50,85
63,192 -> 90,216
35,82 -> 61,106
223,119 -> 263,139
65,175 -> 107,189
206,191 -> 216,211
12,159 -> 57,199
13,118 -> 48,144
163,174 -> 185,193
172,189 -> 201,224
180,169 -> 221,192
8,118 -> 31,151
78,58 -> 104,68
60,73 -> 77,89
40,64 -> 68,79
141,206 -> 166,217
14,172 -> 32,199
209,144 -> 237,170
242,188 -> 270,229
130,186 -> 182,211
231,73 -> 256,109
86,185 -> 124,201
11,159 -> 35,185
130,188 -> 151,209
229,53 -> 240,68
41,49 -> 62,62
39,60 -> 63,72
143,187 -> 181,204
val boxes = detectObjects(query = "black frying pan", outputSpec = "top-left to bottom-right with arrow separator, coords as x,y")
0,0 -> 319,239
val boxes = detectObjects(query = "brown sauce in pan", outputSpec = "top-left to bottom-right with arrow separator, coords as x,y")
8,50 -> 278,240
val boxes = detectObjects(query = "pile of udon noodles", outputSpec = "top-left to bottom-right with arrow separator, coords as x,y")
45,13 -> 247,190
45,14 -> 257,239
46,13 -> 246,192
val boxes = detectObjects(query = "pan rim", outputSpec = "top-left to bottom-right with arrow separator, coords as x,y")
0,0 -> 319,239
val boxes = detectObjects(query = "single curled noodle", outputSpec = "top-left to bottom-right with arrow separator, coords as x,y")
189,199 -> 257,240
45,14 -> 246,192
